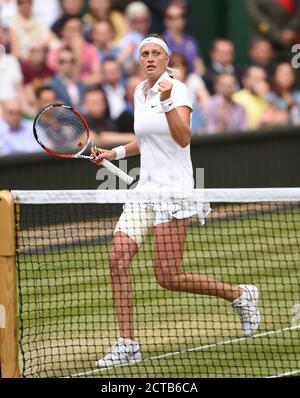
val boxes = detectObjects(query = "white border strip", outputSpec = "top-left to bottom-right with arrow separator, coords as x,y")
12,188 -> 300,204
68,324 -> 300,378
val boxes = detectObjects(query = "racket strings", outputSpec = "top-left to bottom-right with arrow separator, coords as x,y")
35,106 -> 89,157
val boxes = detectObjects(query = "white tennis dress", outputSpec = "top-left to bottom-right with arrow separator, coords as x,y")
115,71 -> 211,245
134,71 -> 194,192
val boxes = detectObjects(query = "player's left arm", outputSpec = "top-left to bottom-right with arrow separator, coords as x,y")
159,80 -> 192,148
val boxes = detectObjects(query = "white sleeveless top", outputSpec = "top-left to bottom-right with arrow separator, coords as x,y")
134,71 -> 194,191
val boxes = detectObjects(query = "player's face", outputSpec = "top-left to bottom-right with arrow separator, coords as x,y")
139,44 -> 169,80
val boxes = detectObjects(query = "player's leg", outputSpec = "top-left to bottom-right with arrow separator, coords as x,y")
108,231 -> 138,341
153,217 -> 260,337
96,206 -> 153,367
153,218 -> 242,301
96,232 -> 141,368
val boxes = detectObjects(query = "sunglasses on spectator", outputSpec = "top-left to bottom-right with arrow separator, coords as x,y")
165,13 -> 186,20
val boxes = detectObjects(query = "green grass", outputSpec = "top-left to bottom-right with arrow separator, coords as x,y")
17,209 -> 300,378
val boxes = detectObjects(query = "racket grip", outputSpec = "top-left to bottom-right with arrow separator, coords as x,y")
102,159 -> 134,185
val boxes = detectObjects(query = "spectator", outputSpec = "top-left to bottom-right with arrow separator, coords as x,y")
163,2 -> 204,75
191,104 -> 206,136
35,85 -> 59,111
167,51 -> 208,135
116,74 -> 144,132
266,62 -> 300,124
203,38 -> 242,95
0,23 -> 23,102
290,103 -> 300,125
32,0 -> 62,29
102,57 -> 126,120
0,0 -> 17,29
0,99 -> 40,156
23,84 -> 58,119
246,0 -> 300,60
47,16 -> 102,85
117,2 -> 151,75
233,66 -> 269,129
91,20 -> 120,62
248,37 -> 275,77
82,85 -> 116,133
48,47 -> 86,109
168,52 -> 210,108
21,42 -> 54,90
51,0 -> 84,37
144,0 -> 192,34
83,0 -> 128,44
9,0 -> 57,60
143,0 -> 171,34
82,85 -> 134,146
20,41 -> 55,117
259,103 -> 289,126
202,74 -> 247,134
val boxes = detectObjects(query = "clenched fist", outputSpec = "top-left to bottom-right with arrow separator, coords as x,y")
158,80 -> 173,102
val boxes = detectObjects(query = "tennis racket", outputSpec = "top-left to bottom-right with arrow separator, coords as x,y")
33,104 -> 134,185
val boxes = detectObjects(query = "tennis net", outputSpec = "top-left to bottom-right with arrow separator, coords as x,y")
6,189 -> 300,377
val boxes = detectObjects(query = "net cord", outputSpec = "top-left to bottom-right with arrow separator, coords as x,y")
11,188 -> 300,204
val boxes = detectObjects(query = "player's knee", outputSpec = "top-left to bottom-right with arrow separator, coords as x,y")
155,272 -> 181,291
156,277 -> 172,290
108,248 -> 130,274
108,249 -> 121,268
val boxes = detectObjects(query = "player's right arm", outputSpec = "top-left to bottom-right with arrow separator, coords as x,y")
123,139 -> 140,157
91,139 -> 140,164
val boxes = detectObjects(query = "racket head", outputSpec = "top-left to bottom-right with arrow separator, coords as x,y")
33,104 -> 91,158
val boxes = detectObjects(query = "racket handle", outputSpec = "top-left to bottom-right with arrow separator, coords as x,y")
102,159 -> 134,185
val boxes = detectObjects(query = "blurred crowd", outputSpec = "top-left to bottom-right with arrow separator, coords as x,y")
0,0 -> 300,156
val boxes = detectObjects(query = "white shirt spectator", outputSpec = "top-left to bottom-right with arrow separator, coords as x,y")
32,0 -> 62,28
58,74 -> 81,107
186,73 -> 207,106
10,12 -> 54,60
0,54 -> 22,101
0,0 -> 17,28
103,83 -> 126,120
0,117 -> 41,156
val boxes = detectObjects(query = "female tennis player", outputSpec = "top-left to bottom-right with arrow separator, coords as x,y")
93,34 -> 260,368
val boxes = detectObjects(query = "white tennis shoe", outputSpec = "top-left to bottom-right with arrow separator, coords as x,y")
95,337 -> 142,368
232,284 -> 260,337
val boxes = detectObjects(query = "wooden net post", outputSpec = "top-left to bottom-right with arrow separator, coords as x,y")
0,191 -> 19,378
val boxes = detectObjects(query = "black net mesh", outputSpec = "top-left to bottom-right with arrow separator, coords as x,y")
15,194 -> 300,378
